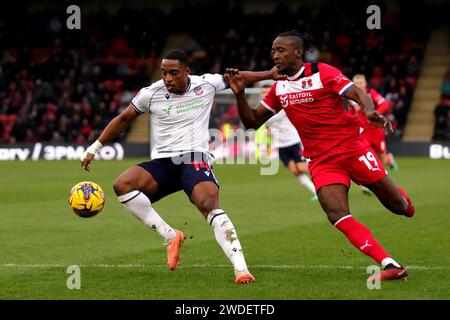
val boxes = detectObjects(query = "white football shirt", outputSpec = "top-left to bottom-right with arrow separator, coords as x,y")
132,74 -> 228,159
264,109 -> 302,148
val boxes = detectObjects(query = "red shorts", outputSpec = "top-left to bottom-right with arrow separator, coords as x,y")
308,144 -> 387,192
360,127 -> 386,154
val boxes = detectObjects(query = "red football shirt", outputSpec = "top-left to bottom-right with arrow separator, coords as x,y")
261,62 -> 365,161
348,87 -> 390,132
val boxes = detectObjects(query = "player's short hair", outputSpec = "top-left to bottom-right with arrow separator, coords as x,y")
164,50 -> 189,66
277,30 -> 313,51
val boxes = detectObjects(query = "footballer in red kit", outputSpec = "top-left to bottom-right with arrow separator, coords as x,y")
226,30 -> 415,282
260,62 -> 387,190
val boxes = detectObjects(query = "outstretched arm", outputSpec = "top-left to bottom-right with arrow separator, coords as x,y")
343,85 -> 393,133
237,66 -> 285,86
225,69 -> 274,130
81,104 -> 141,171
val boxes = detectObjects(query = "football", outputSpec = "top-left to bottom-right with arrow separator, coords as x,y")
68,181 -> 105,218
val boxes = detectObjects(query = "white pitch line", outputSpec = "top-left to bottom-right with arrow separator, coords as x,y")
0,263 -> 446,270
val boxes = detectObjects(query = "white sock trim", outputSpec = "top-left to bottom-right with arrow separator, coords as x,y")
207,209 -> 226,225
334,214 -> 352,226
381,257 -> 401,268
117,190 -> 141,203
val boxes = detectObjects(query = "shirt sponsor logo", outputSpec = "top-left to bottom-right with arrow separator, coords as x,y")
162,98 -> 205,116
280,95 -> 289,108
279,92 -> 314,107
162,105 -> 173,115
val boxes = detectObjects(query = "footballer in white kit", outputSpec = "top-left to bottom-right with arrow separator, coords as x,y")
132,73 -> 227,161
81,50 -> 282,284
129,73 -> 226,202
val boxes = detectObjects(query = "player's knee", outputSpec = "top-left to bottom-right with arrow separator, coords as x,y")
325,208 -> 348,225
113,176 -> 131,196
113,174 -> 146,196
113,169 -> 157,196
195,194 -> 219,215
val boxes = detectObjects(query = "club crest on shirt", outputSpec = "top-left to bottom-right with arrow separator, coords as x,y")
302,78 -> 313,89
194,85 -> 204,96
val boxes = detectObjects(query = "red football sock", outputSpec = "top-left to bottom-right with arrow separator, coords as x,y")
397,187 -> 415,217
335,215 -> 390,264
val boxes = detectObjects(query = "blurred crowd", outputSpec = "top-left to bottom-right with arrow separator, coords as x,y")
0,5 -> 167,144
185,2 -> 429,136
0,1 -> 444,144
433,68 -> 450,140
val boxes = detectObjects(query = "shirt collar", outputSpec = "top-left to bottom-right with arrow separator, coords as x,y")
287,65 -> 305,81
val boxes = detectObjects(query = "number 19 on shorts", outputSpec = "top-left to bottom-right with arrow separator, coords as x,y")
358,151 -> 381,172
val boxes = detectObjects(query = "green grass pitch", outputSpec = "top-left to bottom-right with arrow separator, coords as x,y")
1,157 -> 449,299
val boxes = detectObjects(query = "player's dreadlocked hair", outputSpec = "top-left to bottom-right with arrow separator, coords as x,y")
277,30 -> 314,51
